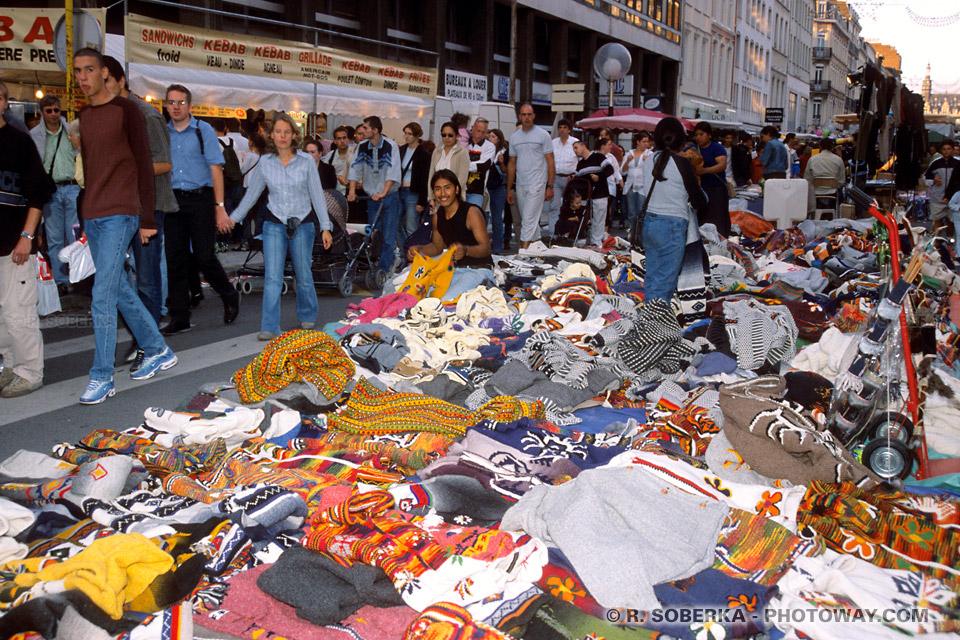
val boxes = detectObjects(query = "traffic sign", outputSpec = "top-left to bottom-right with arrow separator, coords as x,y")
765,107 -> 784,124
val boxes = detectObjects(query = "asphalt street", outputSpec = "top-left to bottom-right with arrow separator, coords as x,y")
0,254 -> 362,462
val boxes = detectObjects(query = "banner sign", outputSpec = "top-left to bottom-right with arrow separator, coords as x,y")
125,14 -> 437,99
0,8 -> 106,72
444,69 -> 487,102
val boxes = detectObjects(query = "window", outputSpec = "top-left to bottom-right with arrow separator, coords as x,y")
815,64 -> 823,83
812,99 -> 821,122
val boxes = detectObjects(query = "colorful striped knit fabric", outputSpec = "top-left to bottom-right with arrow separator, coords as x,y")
713,509 -> 823,586
53,429 -> 227,479
276,431 -> 455,474
303,491 -> 447,582
798,481 -> 960,582
329,378 -> 544,438
403,602 -> 516,640
232,330 -> 356,404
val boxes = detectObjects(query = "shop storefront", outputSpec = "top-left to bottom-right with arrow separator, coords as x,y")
114,14 -> 438,140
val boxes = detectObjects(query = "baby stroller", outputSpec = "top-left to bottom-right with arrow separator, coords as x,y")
234,230 -> 293,297
339,196 -> 387,292
311,189 -> 356,297
550,177 -> 593,247
235,190 -> 359,298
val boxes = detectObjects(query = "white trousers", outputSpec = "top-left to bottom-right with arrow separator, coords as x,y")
517,184 -> 546,243
589,197 -> 608,247
0,255 -> 43,384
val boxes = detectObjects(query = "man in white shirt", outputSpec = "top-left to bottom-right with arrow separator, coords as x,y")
325,125 -> 354,196
784,133 -> 799,178
544,119 -> 578,233
506,103 -> 555,249
722,131 -> 736,190
804,138 -> 846,214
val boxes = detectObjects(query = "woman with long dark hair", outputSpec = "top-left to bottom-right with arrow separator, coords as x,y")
399,122 -> 431,238
641,117 -> 708,304
692,121 -> 730,236
407,168 -> 493,300
486,128 -> 509,253
427,122 -> 469,209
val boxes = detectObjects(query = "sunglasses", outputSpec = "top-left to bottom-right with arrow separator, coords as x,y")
441,133 -> 455,138
165,100 -> 188,106
44,108 -> 60,114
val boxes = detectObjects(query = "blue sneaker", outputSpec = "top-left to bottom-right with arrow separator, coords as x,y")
130,347 -> 178,380
79,379 -> 115,405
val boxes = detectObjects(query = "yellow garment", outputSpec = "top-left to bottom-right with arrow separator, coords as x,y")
400,247 -> 456,300
13,532 -> 173,619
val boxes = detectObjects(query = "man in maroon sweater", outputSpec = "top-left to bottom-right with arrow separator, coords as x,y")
73,48 -> 177,404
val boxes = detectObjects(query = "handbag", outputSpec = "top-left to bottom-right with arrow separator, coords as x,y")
628,161 -> 660,250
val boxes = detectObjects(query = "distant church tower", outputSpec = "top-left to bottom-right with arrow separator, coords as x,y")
922,63 -> 932,105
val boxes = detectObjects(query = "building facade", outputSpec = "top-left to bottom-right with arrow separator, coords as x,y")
923,64 -> 960,118
730,0 -> 813,131
103,0 -> 683,121
785,0 -> 813,131
869,41 -> 901,73
678,0 -> 737,122
811,0 -> 866,132
732,0 -> 774,128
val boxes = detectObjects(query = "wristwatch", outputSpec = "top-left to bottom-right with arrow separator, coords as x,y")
20,231 -> 34,240
216,202 -> 225,207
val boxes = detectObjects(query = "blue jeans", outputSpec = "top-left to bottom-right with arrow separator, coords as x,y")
950,208 -> 960,248
641,213 -> 688,303
85,215 -> 167,382
43,183 -> 81,286
625,190 -> 646,226
261,220 -> 317,334
487,185 -> 507,253
399,187 -> 421,239
464,193 -> 484,209
366,191 -> 401,272
442,267 -> 495,301
129,211 -> 165,324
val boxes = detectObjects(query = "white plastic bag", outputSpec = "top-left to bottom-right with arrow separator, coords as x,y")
36,254 -> 61,316
58,237 -> 95,284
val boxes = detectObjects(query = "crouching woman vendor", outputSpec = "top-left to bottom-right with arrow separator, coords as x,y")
405,169 -> 494,300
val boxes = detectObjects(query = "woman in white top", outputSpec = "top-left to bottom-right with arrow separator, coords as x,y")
602,139 -> 624,227
622,132 -> 653,228
427,121 -> 468,209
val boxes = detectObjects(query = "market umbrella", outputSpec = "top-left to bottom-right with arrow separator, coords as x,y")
577,108 -> 694,132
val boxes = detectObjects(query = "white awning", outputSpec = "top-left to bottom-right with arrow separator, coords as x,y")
105,34 -> 432,120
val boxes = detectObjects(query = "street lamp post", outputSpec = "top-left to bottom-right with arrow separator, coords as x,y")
593,43 -> 631,117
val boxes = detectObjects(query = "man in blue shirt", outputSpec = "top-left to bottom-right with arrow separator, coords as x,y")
161,84 -> 240,335
29,96 -> 79,294
347,115 -> 401,274
759,126 -> 788,180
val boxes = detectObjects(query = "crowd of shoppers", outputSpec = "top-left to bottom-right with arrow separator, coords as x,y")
9,55 -> 953,406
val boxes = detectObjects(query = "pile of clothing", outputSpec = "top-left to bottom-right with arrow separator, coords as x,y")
3,212 -> 960,640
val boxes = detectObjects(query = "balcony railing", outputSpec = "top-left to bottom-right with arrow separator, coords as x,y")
810,80 -> 832,93
813,46 -> 832,60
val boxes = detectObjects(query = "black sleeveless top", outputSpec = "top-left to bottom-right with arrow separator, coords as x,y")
436,201 -> 492,268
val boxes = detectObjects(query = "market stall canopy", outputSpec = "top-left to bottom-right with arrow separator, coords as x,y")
105,33 -> 432,120
577,107 -> 694,132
